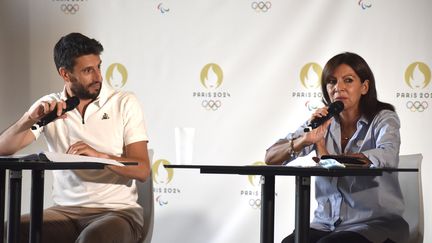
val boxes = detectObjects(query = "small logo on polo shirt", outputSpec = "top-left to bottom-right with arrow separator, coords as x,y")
102,113 -> 110,120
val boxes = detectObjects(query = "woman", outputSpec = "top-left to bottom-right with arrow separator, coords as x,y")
265,52 -> 408,243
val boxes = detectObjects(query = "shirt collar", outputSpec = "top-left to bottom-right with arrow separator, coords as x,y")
60,83 -> 114,108
330,114 -> 369,134
357,114 -> 369,127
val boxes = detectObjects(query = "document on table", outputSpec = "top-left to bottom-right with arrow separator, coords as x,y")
0,152 -> 124,166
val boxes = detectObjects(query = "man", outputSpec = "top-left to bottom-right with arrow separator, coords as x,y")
0,32 -> 150,243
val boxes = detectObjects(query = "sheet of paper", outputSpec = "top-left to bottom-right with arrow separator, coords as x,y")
285,154 -> 318,167
42,152 -> 125,166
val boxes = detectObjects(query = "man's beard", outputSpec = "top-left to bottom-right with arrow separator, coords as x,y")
70,79 -> 101,100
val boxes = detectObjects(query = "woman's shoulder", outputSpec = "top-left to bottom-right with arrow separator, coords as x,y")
375,109 -> 398,118
372,109 -> 400,127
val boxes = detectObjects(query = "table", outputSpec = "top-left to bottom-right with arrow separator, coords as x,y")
0,160 -> 106,243
165,164 -> 418,243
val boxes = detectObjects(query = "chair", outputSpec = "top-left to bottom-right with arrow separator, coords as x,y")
136,149 -> 154,243
398,154 -> 423,243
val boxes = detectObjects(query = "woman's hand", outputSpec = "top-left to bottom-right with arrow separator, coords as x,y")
297,107 -> 332,157
303,107 -> 332,144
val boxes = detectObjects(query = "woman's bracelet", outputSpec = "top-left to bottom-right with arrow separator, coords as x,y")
288,139 -> 299,157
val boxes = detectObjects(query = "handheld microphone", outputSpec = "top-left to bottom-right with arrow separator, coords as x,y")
31,96 -> 80,130
304,100 -> 344,132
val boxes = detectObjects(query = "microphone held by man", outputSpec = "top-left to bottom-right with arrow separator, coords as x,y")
31,96 -> 80,130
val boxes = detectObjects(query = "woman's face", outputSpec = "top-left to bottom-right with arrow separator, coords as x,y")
325,64 -> 369,112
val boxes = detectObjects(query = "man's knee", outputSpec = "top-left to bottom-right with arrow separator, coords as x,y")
77,216 -> 136,243
76,226 -> 110,243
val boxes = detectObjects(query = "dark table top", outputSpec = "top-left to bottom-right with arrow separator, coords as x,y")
165,164 -> 418,176
0,161 -> 106,170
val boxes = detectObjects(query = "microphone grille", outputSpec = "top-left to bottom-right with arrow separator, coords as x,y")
65,96 -> 80,111
329,101 -> 344,114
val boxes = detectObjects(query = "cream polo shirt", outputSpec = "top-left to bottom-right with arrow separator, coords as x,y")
30,85 -> 148,210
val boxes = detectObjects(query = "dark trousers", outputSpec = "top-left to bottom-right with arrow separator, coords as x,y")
281,228 -> 396,243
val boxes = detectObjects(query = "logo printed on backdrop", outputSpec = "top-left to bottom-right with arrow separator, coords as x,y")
193,63 -> 231,111
405,62 -> 431,89
396,62 -> 431,112
106,63 -> 128,89
240,161 -> 265,210
152,159 -> 181,206
52,0 -> 87,15
157,3 -> 170,14
305,100 -> 320,111
251,1 -> 272,13
293,62 -> 324,111
358,0 -> 372,10
300,63 -> 321,89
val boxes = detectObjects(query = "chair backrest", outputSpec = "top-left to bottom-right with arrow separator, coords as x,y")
398,154 -> 423,243
136,149 -> 154,243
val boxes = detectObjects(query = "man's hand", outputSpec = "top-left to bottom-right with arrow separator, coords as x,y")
29,100 -> 67,123
0,99 -> 68,155
66,141 -> 104,158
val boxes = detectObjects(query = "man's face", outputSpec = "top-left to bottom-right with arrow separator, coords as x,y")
66,54 -> 102,100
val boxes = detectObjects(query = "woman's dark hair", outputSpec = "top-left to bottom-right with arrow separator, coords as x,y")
54,32 -> 104,72
321,52 -> 394,121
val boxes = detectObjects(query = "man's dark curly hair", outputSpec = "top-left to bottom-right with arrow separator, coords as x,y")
54,33 -> 103,72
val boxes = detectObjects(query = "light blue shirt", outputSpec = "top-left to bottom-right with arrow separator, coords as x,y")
284,110 -> 409,243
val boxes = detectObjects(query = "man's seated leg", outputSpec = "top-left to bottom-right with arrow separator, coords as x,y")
20,207 -> 78,243
76,210 -> 142,243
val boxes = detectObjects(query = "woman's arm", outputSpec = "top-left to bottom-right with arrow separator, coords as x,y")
359,110 -> 400,168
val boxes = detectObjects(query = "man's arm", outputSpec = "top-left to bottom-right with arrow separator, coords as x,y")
0,100 -> 67,155
106,141 -> 150,182
67,140 -> 150,182
0,113 -> 37,155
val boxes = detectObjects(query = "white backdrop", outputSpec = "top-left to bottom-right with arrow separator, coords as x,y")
1,0 -> 431,242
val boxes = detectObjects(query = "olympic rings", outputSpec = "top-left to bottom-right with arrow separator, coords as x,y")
202,99 -> 222,110
251,1 -> 272,12
249,198 -> 261,209
406,101 -> 428,112
61,4 -> 79,14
